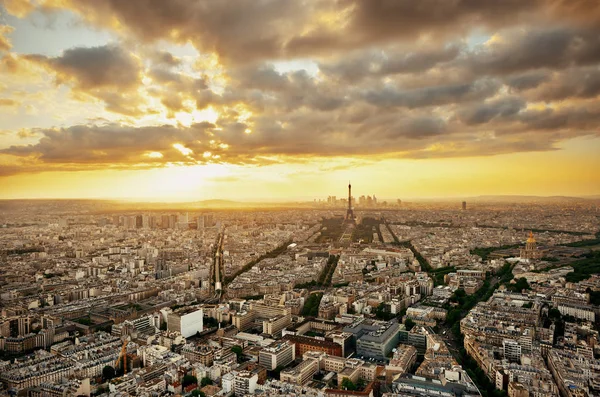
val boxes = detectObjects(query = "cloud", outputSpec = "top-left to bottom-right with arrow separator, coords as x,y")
468,27 -> 600,75
2,0 -> 600,179
1,0 -> 35,18
0,53 -> 21,74
26,44 -> 141,90
342,0 -> 535,44
319,44 -> 462,82
149,50 -> 182,67
0,98 -> 18,106
361,79 -> 500,109
458,97 -> 526,125
23,44 -> 148,115
30,0 -> 316,63
0,25 -> 14,52
505,71 -> 551,91
0,122 -> 218,165
2,90 -> 599,176
13,0 -> 584,64
515,106 -> 600,132
527,67 -> 600,101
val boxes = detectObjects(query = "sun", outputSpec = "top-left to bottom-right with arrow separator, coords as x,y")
175,105 -> 220,127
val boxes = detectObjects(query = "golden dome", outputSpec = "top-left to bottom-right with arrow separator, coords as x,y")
527,231 -> 536,244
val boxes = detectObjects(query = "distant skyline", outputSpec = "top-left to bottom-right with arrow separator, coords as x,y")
1,1 -> 600,200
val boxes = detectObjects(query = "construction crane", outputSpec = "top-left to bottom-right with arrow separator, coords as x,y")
114,338 -> 129,375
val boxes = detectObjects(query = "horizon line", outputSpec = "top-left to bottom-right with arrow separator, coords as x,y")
1,193 -> 599,203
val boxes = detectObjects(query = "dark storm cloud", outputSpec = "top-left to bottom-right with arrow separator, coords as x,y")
319,44 -> 462,82
379,45 -> 462,75
39,0 -> 317,63
516,106 -> 600,132
362,79 -> 500,109
468,28 -> 600,75
344,0 -> 535,42
402,117 -> 447,139
149,50 -> 181,67
233,65 -> 290,92
26,44 -> 141,89
0,123 -> 217,164
22,44 -> 148,115
528,67 -> 600,101
458,97 -> 526,125
225,65 -> 347,112
5,1 -> 559,65
505,71 -> 551,91
10,0 -> 600,64
285,0 -> 541,56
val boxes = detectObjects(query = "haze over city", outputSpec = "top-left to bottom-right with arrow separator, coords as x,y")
1,2 -> 600,397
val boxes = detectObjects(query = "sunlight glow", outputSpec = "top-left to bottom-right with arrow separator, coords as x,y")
144,151 -> 163,158
173,143 -> 193,156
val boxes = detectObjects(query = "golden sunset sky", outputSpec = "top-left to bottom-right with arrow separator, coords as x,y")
1,0 -> 599,201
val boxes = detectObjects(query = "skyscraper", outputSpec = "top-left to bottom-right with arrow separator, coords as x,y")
462,201 -> 467,210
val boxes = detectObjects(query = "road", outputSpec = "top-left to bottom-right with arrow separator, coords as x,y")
206,229 -> 225,303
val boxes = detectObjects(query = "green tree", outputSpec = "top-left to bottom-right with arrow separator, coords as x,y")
446,309 -> 462,326
102,365 -> 115,381
356,378 -> 367,390
548,308 -> 562,320
204,317 -> 219,328
341,378 -> 357,391
509,277 -> 530,292
191,390 -> 206,397
374,302 -> 395,321
405,318 -> 416,331
182,375 -> 198,388
231,345 -> 243,362
93,386 -> 109,396
200,377 -> 213,387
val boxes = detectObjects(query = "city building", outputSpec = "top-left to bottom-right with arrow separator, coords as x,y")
344,318 -> 401,360
167,307 -> 203,338
259,340 -> 296,370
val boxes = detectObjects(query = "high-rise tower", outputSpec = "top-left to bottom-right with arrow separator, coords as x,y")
346,182 -> 355,222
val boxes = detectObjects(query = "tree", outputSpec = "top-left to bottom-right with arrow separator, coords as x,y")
549,308 -> 562,320
93,386 -> 109,396
356,378 -> 367,390
191,390 -> 206,397
446,309 -> 462,326
102,365 -> 115,381
182,375 -> 198,388
204,317 -> 219,328
374,302 -> 395,321
341,378 -> 357,391
200,377 -> 213,387
405,318 -> 416,331
231,345 -> 243,363
509,277 -> 530,292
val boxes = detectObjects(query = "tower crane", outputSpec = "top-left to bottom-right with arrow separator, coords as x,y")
114,338 -> 129,375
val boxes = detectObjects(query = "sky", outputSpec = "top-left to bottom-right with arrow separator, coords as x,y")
0,0 -> 599,201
